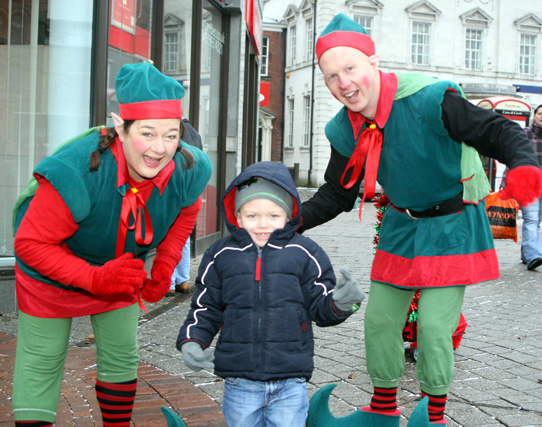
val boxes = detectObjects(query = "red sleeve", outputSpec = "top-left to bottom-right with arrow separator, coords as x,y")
14,178 -> 96,291
152,197 -> 202,270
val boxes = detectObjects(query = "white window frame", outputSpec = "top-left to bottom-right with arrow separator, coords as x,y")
353,15 -> 373,36
261,36 -> 269,76
164,32 -> 179,72
288,98 -> 295,147
289,25 -> 297,66
519,33 -> 537,75
411,21 -> 431,65
305,18 -> 313,61
465,28 -> 482,71
303,95 -> 311,147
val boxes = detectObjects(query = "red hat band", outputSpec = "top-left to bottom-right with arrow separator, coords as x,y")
119,99 -> 183,120
316,31 -> 375,62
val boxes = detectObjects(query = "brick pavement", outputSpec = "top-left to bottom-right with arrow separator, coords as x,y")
0,332 -> 225,427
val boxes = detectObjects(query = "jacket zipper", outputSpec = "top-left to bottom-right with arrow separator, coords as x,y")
256,246 -> 262,372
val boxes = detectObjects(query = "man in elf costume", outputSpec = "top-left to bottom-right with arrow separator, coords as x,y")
11,62 -> 212,426
303,14 -> 542,426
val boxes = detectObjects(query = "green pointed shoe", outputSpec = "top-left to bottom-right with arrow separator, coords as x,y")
161,406 -> 187,427
306,384 -> 400,427
406,397 -> 446,426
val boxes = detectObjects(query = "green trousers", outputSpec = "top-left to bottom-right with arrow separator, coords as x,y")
364,281 -> 465,395
12,304 -> 140,422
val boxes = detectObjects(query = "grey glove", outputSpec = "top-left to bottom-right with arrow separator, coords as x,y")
181,342 -> 215,372
332,267 -> 365,312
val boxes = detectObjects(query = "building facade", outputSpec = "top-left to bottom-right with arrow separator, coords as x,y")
271,0 -> 542,186
0,0 -> 263,301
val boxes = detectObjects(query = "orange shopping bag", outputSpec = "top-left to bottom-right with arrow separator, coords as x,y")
485,190 -> 520,242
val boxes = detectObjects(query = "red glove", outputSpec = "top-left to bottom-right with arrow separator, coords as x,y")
500,166 -> 542,207
141,260 -> 174,303
91,253 -> 147,296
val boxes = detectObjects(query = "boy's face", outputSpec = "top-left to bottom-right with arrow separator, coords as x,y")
319,46 -> 380,120
236,198 -> 289,247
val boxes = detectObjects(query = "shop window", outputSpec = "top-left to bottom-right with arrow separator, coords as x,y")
1,0 -> 94,257
162,4 -> 192,120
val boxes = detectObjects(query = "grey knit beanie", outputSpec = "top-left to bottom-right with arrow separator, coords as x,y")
235,177 -> 293,217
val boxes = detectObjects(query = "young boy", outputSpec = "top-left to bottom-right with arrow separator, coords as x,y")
176,161 -> 364,426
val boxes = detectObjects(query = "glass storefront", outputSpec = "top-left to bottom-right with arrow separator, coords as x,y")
0,0 -> 260,263
1,0 -> 94,258
196,1 -> 225,239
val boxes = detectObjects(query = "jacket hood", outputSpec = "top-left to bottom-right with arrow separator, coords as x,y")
221,161 -> 301,240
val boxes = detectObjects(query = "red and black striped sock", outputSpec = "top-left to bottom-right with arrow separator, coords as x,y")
96,379 -> 137,426
15,422 -> 52,427
370,386 -> 398,411
421,391 -> 447,422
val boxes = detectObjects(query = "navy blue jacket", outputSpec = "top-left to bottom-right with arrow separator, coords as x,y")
177,161 -> 352,381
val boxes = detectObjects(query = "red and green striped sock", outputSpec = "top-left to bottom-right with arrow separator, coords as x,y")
96,379 -> 137,427
370,386 -> 398,411
421,391 -> 447,422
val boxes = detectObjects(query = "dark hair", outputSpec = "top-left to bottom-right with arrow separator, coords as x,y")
89,118 -> 194,172
534,105 -> 542,115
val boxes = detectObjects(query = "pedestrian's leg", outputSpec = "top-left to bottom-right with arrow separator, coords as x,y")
264,378 -> 309,427
222,378 -> 265,426
12,312 -> 72,425
520,199 -> 542,268
364,281 -> 415,411
91,304 -> 140,426
416,286 -> 465,423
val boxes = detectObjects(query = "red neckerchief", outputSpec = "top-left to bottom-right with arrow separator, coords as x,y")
108,133 -> 176,259
108,133 -> 176,312
342,71 -> 398,219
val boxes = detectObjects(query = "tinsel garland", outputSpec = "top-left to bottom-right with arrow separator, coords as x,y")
372,191 -> 390,250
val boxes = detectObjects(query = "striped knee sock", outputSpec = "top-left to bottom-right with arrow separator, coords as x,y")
421,391 -> 447,422
15,423 -> 52,427
370,386 -> 398,411
96,379 -> 137,426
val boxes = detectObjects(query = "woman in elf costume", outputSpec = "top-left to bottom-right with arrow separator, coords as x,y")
11,62 -> 212,426
303,14 -> 542,426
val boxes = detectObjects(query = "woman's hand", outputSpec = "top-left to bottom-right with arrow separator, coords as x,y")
141,260 -> 174,302
91,253 -> 147,295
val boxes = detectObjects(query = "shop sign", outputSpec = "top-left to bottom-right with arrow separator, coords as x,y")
259,82 -> 269,106
245,0 -> 262,57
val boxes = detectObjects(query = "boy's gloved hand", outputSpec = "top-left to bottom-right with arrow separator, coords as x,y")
91,253 -> 147,295
181,342 -> 215,372
141,260 -> 174,303
332,267 -> 365,312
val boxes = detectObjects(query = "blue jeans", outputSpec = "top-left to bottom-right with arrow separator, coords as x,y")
222,377 -> 309,427
520,197 -> 542,264
171,238 -> 190,288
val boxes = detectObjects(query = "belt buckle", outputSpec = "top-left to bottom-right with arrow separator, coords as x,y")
405,209 -> 420,220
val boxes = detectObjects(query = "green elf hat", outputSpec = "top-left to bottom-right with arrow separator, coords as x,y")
316,13 -> 375,63
115,62 -> 185,120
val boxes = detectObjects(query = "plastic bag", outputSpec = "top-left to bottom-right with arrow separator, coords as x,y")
485,191 -> 520,242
